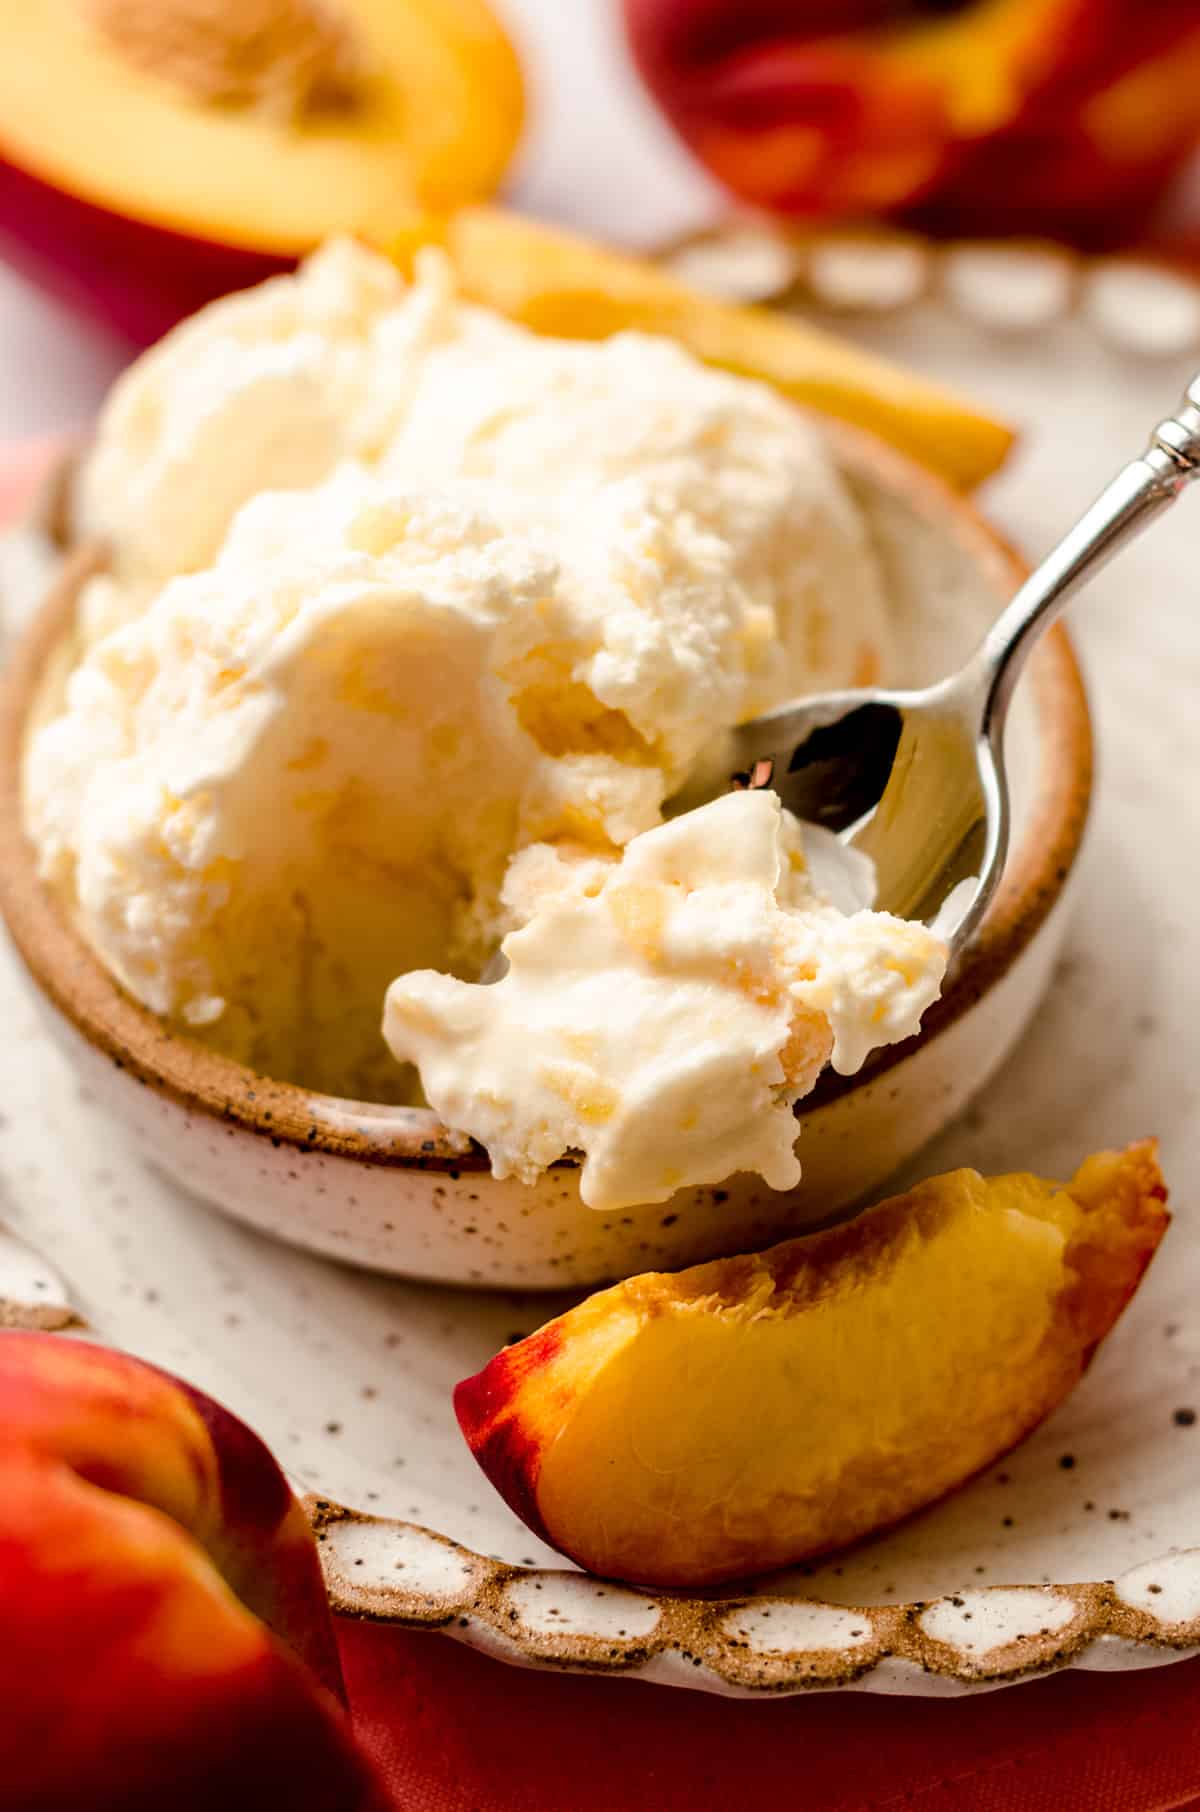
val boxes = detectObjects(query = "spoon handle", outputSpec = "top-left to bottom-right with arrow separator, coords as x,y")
977,375 -> 1200,726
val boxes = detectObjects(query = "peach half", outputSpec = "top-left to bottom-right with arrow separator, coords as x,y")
457,1144 -> 1168,1587
0,0 -> 523,344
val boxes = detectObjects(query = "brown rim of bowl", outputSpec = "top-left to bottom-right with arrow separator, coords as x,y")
0,431 -> 1092,1173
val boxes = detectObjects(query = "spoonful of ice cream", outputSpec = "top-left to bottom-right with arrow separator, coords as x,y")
718,377 -> 1200,958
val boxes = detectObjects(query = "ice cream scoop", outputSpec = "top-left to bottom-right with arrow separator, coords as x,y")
384,790 -> 946,1210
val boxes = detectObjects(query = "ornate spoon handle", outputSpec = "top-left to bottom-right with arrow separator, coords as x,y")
976,376 -> 1200,725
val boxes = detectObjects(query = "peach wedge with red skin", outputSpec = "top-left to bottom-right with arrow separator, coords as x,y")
0,1331 -> 384,1812
387,208 -> 1014,493
457,1144 -> 1168,1588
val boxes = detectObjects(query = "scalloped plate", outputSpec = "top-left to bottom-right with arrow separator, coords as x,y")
3,261 -> 1200,1698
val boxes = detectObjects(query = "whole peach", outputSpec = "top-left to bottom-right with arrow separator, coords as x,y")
625,0 -> 1200,246
0,1331 -> 385,1811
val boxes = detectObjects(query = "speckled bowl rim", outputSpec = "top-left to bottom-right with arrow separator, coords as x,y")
0,426 -> 1092,1179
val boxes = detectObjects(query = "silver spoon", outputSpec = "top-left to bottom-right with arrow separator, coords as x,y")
717,375 -> 1200,959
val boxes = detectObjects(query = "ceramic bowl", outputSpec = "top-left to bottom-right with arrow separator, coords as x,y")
0,428 -> 1091,1288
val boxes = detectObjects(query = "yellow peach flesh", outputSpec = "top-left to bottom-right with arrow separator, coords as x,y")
0,1 -> 523,251
456,1145 -> 1167,1586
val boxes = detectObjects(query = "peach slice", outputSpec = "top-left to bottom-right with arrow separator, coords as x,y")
0,1331 -> 384,1810
457,1144 -> 1168,1587
388,208 -> 1015,492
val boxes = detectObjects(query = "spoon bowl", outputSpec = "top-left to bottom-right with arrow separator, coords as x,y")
723,377 -> 1200,957
727,675 -> 1002,958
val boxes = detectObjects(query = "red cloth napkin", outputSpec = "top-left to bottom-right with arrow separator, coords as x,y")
5,433 -> 1199,1811
340,1621 -> 1200,1812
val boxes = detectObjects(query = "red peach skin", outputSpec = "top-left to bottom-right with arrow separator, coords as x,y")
0,156 -> 290,348
0,1331 -> 385,1812
624,0 -> 1200,246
